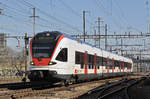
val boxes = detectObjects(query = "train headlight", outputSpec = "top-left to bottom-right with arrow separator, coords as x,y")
49,62 -> 53,65
30,61 -> 34,65
48,61 -> 57,65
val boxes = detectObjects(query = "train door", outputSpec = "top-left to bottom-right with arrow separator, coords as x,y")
84,51 -> 88,74
94,54 -> 97,74
107,57 -> 109,73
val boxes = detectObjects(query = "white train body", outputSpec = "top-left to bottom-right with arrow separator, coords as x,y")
28,31 -> 133,82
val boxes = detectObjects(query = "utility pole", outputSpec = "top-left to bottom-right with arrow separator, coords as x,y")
140,50 -> 142,72
83,11 -> 86,42
149,24 -> 150,33
30,8 -> 39,36
121,38 -> 123,55
98,17 -> 101,48
96,17 -> 103,48
142,39 -> 146,51
94,29 -> 97,46
105,24 -> 108,50
23,33 -> 29,82
114,32 -> 118,53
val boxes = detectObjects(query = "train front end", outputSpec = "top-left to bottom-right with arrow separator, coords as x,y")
28,31 -> 65,82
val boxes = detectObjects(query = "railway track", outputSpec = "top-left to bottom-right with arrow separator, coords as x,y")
77,77 -> 147,99
0,81 -> 60,99
0,75 -> 144,99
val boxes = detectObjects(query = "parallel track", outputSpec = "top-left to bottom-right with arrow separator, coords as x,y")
0,75 -> 144,99
77,77 -> 146,99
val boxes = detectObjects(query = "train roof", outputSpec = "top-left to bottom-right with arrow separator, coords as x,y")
36,31 -> 132,61
63,32 -> 132,61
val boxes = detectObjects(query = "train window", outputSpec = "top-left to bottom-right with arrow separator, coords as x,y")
109,59 -> 112,69
88,54 -> 92,63
103,58 -> 106,68
114,60 -> 119,67
112,59 -> 114,69
56,48 -> 68,62
97,56 -> 102,66
121,62 -> 123,69
100,57 -> 103,66
75,51 -> 80,64
114,60 -> 116,67
80,53 -> 84,68
106,58 -> 109,69
32,43 -> 54,58
126,63 -> 128,68
88,64 -> 91,69
124,62 -> 127,68
75,51 -> 85,69
88,54 -> 94,69
80,53 -> 84,64
97,57 -> 100,65
92,64 -> 94,69
81,63 -> 84,69
91,55 -> 94,65
117,61 -> 119,67
102,57 -> 107,66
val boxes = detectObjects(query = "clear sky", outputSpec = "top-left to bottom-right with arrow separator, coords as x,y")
0,0 -> 149,52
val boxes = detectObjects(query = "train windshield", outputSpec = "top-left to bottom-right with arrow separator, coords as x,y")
32,43 -> 55,58
31,31 -> 62,58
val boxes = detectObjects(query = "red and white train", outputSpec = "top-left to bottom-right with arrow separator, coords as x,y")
28,31 -> 133,84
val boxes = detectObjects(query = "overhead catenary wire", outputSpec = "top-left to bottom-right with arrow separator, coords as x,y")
0,2 -> 30,19
0,1 -> 74,34
59,0 -> 94,26
1,12 -> 61,34
113,0 -> 142,33
94,0 -> 142,33
94,0 -> 124,31
16,0 -> 82,33
2,0 -> 78,34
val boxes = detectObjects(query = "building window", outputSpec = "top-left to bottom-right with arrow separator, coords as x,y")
56,48 -> 67,62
